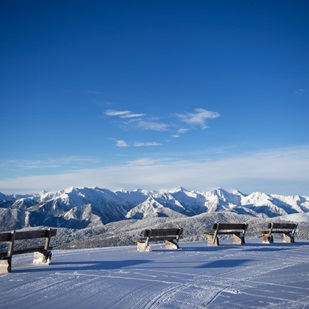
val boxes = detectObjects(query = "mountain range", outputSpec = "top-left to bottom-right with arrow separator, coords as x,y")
1,186 -> 308,232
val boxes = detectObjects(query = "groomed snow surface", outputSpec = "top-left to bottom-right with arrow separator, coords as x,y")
1,239 -> 309,309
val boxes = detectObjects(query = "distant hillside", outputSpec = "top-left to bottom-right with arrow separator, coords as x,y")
1,187 -> 309,248
1,186 -> 308,232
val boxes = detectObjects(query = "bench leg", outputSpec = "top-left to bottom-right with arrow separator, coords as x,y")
165,240 -> 179,250
136,242 -> 151,252
283,233 -> 294,243
0,258 -> 11,274
262,234 -> 273,244
33,251 -> 52,265
233,234 -> 245,245
207,235 -> 219,246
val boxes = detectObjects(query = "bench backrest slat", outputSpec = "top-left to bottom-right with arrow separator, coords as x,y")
0,229 -> 57,242
144,228 -> 182,237
212,223 -> 247,231
267,223 -> 297,230
13,229 -> 57,240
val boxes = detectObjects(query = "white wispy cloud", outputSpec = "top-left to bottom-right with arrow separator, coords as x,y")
176,108 -> 220,129
177,128 -> 189,134
172,128 -> 190,138
115,140 -> 129,147
103,107 -> 221,149
105,109 -> 145,118
136,120 -> 169,131
104,107 -> 220,147
1,146 -> 309,196
0,157 -> 100,170
133,142 -> 162,147
126,158 -> 163,166
112,139 -> 161,147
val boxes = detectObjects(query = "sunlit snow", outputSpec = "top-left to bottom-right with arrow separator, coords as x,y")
1,239 -> 308,308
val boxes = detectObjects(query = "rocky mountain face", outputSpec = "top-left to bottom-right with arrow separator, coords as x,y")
1,186 -> 308,232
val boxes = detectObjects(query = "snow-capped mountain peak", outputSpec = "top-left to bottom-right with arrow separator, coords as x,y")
0,186 -> 308,231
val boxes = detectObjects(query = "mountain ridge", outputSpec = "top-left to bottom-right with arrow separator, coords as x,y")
0,186 -> 308,232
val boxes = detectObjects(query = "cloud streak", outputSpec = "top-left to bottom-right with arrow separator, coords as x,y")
115,140 -> 129,147
104,107 -> 220,147
113,139 -> 161,147
176,108 -> 220,129
133,142 -> 162,147
105,109 -> 145,118
1,146 -> 308,196
136,120 -> 169,131
0,156 -> 100,170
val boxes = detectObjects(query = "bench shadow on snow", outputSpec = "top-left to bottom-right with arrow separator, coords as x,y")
144,240 -> 309,253
12,242 -> 309,273
197,259 -> 253,268
243,241 -> 309,252
13,259 -> 152,273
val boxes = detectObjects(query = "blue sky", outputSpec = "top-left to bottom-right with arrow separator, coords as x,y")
1,0 -> 308,195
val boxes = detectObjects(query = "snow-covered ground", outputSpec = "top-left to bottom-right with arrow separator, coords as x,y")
1,239 -> 308,308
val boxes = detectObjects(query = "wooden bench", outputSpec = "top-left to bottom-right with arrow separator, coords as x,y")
260,223 -> 297,243
133,228 -> 183,252
204,223 -> 248,246
0,228 -> 57,273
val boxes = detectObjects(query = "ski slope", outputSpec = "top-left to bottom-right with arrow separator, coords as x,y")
1,239 -> 308,308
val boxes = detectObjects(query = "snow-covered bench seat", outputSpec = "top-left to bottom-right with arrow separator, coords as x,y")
133,228 -> 183,252
260,223 -> 297,243
204,223 -> 248,246
0,228 -> 57,273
